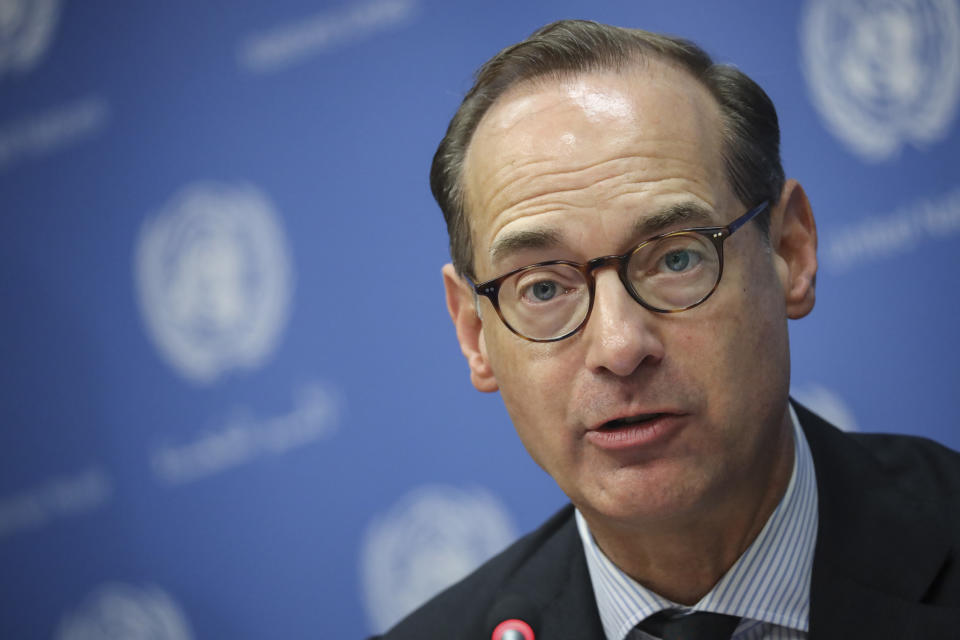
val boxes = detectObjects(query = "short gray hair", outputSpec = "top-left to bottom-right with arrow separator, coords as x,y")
430,19 -> 784,277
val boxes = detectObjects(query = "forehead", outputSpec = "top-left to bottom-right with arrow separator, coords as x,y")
462,62 -> 730,269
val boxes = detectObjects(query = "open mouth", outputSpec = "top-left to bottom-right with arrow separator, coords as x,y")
599,413 -> 667,430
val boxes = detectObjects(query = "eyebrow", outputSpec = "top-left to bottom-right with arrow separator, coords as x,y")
488,228 -> 565,266
632,202 -> 716,238
488,202 -> 717,266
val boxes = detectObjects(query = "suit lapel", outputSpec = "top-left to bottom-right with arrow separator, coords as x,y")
538,526 -> 606,640
489,508 -> 605,640
798,403 -> 959,638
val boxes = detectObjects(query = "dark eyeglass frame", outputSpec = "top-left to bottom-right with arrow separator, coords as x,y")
467,200 -> 770,342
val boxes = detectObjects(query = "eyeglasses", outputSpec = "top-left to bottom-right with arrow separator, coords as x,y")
468,201 -> 770,342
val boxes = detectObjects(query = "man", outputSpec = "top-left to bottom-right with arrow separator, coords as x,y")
375,20 -> 960,640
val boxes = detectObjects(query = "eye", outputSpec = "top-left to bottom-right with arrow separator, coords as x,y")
660,248 -> 701,273
513,266 -> 584,305
521,279 -> 561,302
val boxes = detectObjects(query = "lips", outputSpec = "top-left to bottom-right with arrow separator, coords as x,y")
586,411 -> 685,450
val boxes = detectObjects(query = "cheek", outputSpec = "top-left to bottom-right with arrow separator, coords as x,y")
708,260 -> 791,416
497,346 -> 570,423
484,328 -> 576,458
671,258 -> 789,409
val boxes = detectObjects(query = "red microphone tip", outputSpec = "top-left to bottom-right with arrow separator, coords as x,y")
491,618 -> 535,640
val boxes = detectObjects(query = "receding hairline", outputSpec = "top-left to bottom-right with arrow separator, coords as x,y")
433,20 -> 784,278
460,57 -> 731,263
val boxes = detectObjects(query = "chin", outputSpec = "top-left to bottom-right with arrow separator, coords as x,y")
577,469 -> 709,526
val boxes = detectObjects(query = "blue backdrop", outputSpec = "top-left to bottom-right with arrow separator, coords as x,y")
2,1 -> 958,638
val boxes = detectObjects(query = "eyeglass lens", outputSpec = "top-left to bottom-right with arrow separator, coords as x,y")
496,232 -> 721,340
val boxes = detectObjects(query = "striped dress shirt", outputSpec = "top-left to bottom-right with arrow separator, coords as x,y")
575,405 -> 818,640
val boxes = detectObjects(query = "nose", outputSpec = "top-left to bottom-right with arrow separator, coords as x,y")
583,269 -> 665,377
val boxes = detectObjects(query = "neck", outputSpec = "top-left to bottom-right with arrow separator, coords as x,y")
581,411 -> 796,605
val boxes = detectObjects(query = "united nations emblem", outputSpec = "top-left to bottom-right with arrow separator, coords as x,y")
134,182 -> 294,385
55,583 -> 193,640
360,485 -> 517,633
801,0 -> 960,161
0,0 -> 60,76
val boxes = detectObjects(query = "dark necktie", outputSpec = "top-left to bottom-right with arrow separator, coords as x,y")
630,609 -> 741,640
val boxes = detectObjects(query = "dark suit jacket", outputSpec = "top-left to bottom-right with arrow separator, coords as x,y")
374,405 -> 960,639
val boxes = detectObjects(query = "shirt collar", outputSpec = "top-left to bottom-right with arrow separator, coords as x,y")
575,405 -> 818,640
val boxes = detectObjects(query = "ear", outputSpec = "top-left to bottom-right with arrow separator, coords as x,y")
769,179 -> 818,319
442,263 -> 499,392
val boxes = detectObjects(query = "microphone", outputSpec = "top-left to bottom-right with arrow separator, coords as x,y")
491,619 -> 534,640
486,594 -> 539,640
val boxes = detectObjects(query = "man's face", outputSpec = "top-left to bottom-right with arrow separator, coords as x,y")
448,63 -> 812,530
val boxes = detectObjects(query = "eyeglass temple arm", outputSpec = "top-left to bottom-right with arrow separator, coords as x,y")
726,200 -> 770,236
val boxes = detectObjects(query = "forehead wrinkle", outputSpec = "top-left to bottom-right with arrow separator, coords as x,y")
488,155 -> 640,214
477,147 -> 709,228
463,89 -> 579,211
